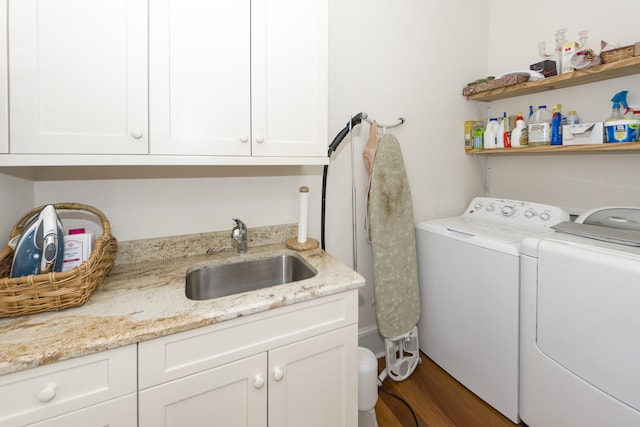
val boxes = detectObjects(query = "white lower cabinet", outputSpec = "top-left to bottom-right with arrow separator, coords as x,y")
267,326 -> 358,427
0,292 -> 358,427
0,345 -> 137,427
138,291 -> 359,427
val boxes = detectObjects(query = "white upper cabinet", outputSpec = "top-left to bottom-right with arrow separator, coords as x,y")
150,0 -> 328,159
149,0 -> 251,156
3,0 -> 327,164
251,0 -> 328,158
8,0 -> 148,155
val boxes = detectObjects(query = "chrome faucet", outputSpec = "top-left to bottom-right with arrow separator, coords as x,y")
231,218 -> 248,253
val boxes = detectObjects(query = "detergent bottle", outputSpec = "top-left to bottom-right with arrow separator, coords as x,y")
483,118 -> 499,149
551,104 -> 563,145
605,91 -> 639,143
511,112 -> 528,147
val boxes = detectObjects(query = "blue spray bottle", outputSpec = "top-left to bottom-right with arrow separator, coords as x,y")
605,91 -> 638,143
551,104 -> 562,145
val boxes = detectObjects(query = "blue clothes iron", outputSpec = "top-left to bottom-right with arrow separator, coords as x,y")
10,205 -> 65,277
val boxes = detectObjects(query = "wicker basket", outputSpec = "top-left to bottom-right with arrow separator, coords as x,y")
0,203 -> 117,317
600,43 -> 638,64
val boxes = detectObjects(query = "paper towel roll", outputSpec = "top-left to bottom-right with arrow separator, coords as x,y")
297,186 -> 309,244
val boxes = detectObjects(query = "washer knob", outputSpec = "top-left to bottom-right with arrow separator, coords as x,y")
524,210 -> 535,218
501,206 -> 515,216
486,205 -> 495,212
474,202 -> 483,210
540,212 -> 551,221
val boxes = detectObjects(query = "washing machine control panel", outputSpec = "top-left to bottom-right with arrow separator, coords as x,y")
466,197 -> 569,230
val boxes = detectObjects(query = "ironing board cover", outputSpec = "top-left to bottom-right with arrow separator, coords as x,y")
368,133 -> 421,339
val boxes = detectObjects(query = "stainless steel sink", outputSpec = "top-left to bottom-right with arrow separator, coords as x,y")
185,254 -> 317,300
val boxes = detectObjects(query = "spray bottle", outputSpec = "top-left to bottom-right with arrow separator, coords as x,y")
605,91 -> 639,143
551,104 -> 563,145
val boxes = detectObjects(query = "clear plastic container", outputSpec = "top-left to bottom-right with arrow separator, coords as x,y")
528,105 -> 552,146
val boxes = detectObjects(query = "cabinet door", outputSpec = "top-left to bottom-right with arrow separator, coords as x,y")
251,0 -> 328,157
0,0 -> 7,154
28,394 -> 136,427
8,0 -> 148,154
268,325 -> 358,427
139,353 -> 267,427
149,0 -> 251,156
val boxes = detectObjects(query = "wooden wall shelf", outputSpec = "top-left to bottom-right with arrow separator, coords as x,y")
466,56 -> 640,102
466,142 -> 640,155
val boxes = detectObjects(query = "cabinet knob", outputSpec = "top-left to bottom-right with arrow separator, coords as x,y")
131,129 -> 144,139
254,374 -> 265,389
273,366 -> 284,381
240,134 -> 249,143
255,135 -> 265,144
38,383 -> 57,403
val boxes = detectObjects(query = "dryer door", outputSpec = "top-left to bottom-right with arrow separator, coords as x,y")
536,239 -> 640,411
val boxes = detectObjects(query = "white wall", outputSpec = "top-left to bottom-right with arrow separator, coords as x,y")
326,0 -> 487,349
483,0 -> 640,212
0,169 -> 35,242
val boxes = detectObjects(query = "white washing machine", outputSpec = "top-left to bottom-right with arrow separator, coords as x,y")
520,208 -> 640,427
415,197 -> 568,424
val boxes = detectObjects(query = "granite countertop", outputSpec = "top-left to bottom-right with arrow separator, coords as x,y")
0,224 -> 365,376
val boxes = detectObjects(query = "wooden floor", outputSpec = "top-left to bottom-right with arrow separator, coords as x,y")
374,352 -> 521,427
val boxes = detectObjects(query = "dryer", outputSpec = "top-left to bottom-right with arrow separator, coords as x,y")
520,209 -> 640,426
415,197 -> 568,423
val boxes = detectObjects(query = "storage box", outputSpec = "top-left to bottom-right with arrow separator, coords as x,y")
530,59 -> 557,77
464,120 -> 483,150
62,233 -> 95,272
562,122 -> 604,145
600,42 -> 640,64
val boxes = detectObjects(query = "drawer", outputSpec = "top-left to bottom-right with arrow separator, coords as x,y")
29,393 -> 137,427
0,345 -> 136,426
138,290 -> 358,389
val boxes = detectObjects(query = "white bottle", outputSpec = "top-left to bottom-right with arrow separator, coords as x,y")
483,118 -> 499,149
511,112 -> 528,147
528,105 -> 552,146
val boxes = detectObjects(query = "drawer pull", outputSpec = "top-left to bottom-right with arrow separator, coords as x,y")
273,366 -> 284,382
254,374 -> 265,389
38,383 -> 57,403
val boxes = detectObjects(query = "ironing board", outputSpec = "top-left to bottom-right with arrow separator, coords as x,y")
369,132 -> 420,339
367,132 -> 421,382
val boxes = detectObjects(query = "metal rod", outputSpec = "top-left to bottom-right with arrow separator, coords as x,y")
361,112 -> 405,130
349,116 -> 358,272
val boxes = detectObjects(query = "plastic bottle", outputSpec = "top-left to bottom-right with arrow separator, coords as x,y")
502,113 -> 512,148
528,105 -> 553,146
605,91 -> 639,143
511,112 -> 528,147
497,115 -> 506,148
551,104 -> 563,145
566,110 -> 579,125
529,105 -> 535,120
483,118 -> 499,149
